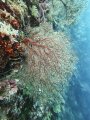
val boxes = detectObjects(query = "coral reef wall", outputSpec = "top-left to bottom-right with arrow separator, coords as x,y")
0,0 -> 84,120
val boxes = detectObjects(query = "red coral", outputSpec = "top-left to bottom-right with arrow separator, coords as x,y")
0,33 -> 21,57
10,19 -> 20,29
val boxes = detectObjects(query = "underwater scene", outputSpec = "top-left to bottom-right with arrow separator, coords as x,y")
0,0 -> 90,120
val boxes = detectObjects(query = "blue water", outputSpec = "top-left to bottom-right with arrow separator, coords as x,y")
62,1 -> 90,120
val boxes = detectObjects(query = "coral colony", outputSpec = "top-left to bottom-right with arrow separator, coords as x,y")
0,0 -> 84,120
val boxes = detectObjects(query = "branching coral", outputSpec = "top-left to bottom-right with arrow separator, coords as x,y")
38,0 -> 49,22
23,23 -> 77,83
6,23 -> 77,106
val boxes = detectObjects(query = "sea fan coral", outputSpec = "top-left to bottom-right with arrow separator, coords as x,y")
23,23 -> 77,83
7,23 -> 77,105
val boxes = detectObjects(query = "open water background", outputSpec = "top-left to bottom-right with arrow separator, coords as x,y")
61,1 -> 90,120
